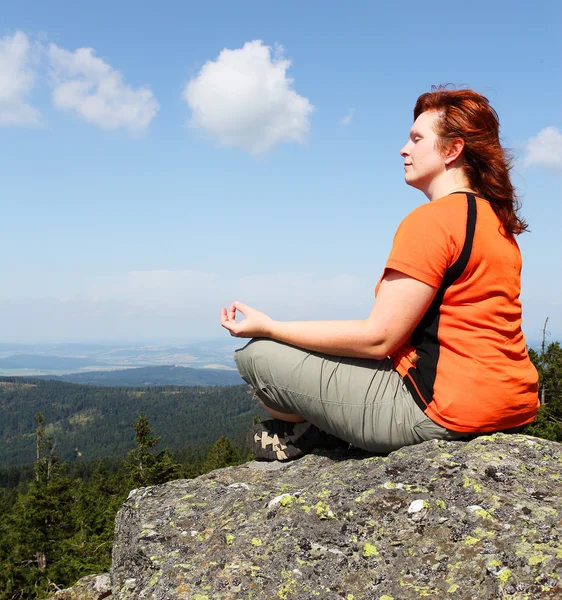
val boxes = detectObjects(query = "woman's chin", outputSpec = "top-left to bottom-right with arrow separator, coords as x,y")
404,174 -> 419,189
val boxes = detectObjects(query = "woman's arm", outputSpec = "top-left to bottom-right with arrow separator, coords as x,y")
220,270 -> 437,360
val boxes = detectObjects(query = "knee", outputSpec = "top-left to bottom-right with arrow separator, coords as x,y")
234,338 -> 277,383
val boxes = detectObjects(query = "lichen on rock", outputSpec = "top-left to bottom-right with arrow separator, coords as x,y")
109,434 -> 562,599
50,573 -> 112,599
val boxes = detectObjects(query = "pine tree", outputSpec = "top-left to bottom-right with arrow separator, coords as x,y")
526,341 -> 562,442
125,414 -> 182,487
150,448 -> 183,485
0,414 -> 75,598
202,436 -> 240,473
60,462 -> 129,580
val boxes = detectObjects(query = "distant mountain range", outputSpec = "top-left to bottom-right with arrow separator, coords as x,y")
0,354 -> 105,371
0,340 -> 244,376
40,365 -> 244,387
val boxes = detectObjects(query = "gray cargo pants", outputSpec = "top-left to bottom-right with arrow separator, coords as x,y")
234,338 -> 468,454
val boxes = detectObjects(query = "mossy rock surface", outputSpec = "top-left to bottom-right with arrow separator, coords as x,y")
50,573 -> 112,599
110,434 -> 562,599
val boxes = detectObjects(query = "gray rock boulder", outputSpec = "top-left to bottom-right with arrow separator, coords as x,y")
110,434 -> 562,599
50,573 -> 112,599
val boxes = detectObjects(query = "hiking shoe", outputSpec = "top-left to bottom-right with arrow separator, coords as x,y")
248,419 -> 349,461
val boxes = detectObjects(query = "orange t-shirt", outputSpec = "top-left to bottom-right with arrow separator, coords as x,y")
377,192 -> 539,432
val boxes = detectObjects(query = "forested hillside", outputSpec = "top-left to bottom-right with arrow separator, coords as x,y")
0,412 -> 252,599
1,339 -> 561,470
40,364 -> 243,387
0,377 -> 266,468
0,376 -> 267,597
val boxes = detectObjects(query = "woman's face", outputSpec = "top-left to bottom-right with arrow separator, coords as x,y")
400,110 -> 445,193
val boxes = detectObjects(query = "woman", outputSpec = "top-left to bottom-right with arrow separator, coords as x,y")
220,87 -> 539,460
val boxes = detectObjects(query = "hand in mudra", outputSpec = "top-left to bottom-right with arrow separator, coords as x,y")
220,301 -> 274,338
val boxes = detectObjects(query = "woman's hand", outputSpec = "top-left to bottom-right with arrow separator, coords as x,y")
220,301 -> 275,338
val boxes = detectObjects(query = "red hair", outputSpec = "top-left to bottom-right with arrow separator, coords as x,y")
414,86 -> 528,235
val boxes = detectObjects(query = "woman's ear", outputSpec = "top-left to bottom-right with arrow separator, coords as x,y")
444,138 -> 465,166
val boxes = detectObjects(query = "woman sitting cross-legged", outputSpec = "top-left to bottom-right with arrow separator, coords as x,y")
220,86 -> 539,461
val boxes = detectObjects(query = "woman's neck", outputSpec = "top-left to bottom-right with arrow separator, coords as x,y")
425,170 -> 474,201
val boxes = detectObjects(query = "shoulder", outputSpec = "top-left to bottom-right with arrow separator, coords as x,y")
397,195 -> 467,235
404,194 -> 468,220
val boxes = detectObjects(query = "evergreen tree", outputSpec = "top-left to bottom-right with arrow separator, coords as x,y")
150,448 -> 183,485
125,414 -> 182,487
174,444 -> 206,479
540,342 -> 562,409
202,436 -> 240,472
60,462 -> 129,580
525,341 -> 562,442
0,414 -> 75,598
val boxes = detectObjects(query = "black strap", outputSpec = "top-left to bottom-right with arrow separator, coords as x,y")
405,192 -> 478,410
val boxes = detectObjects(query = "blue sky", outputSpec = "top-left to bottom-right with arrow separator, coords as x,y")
1,0 -> 561,347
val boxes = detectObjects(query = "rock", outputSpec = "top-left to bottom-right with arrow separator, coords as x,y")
50,573 -> 112,599
110,434 -> 562,599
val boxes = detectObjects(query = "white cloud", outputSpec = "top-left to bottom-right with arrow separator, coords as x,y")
0,31 -> 41,126
183,40 -> 314,154
524,127 -> 562,173
340,108 -> 355,126
48,44 -> 159,132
